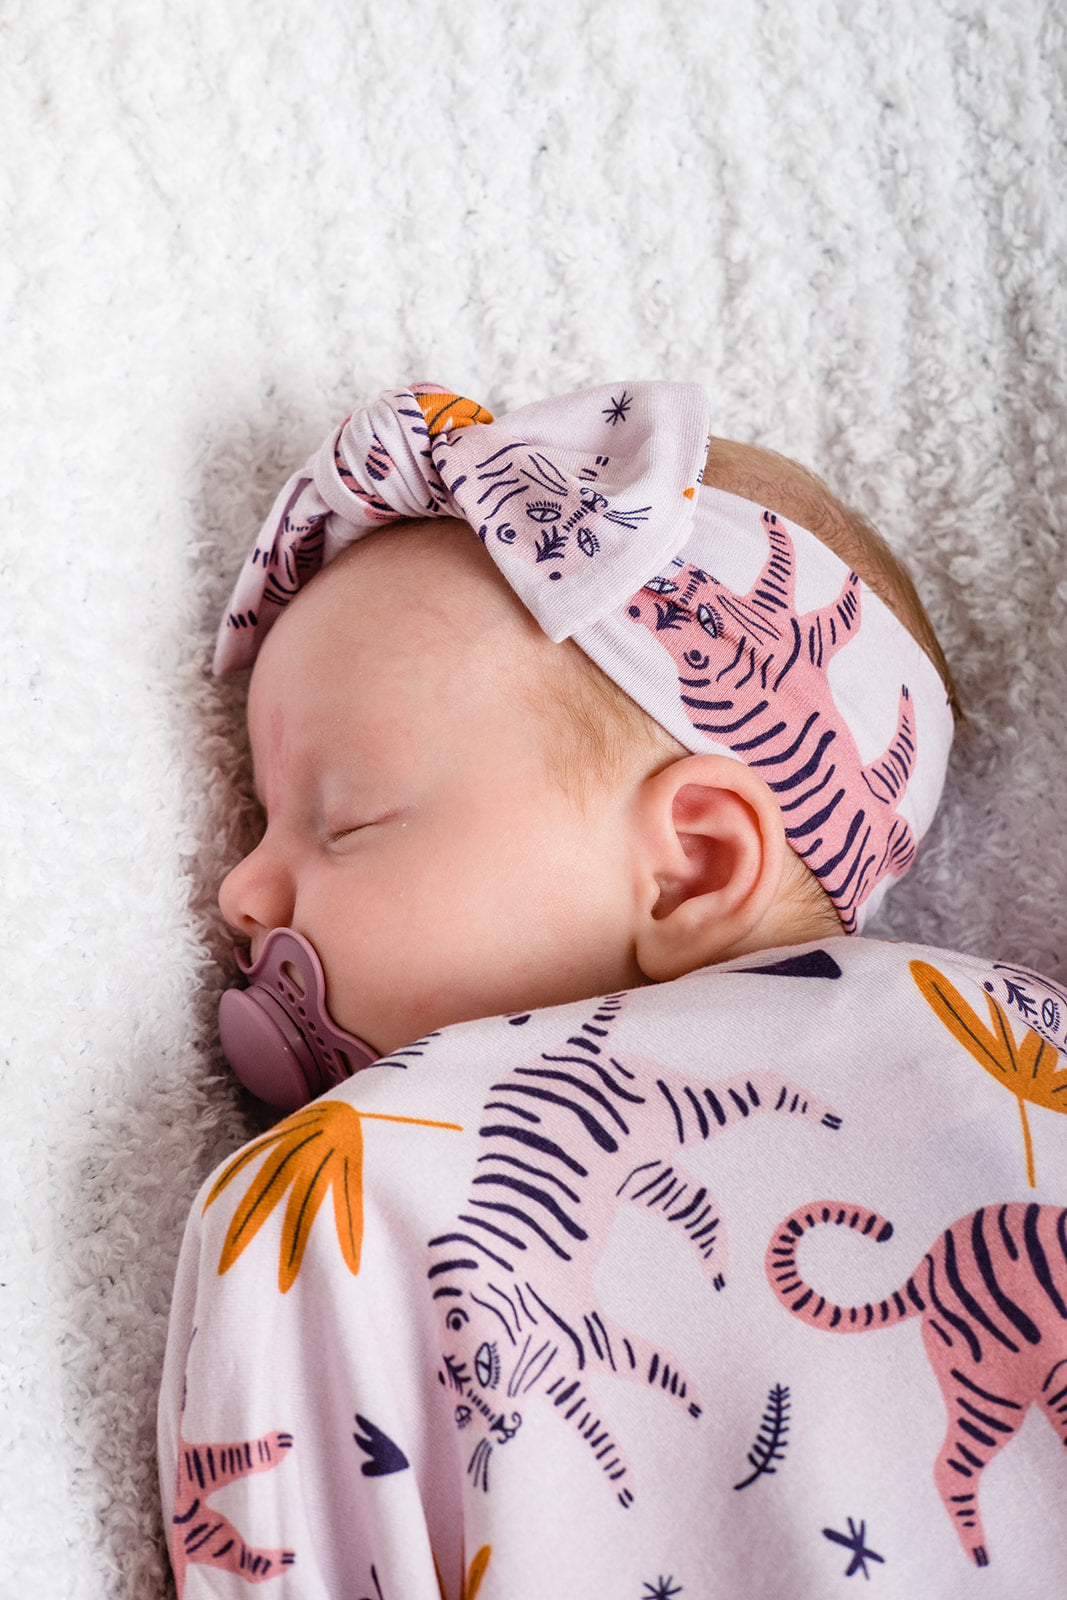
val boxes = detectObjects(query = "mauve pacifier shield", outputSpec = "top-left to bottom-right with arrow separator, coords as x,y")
218,928 -> 378,1110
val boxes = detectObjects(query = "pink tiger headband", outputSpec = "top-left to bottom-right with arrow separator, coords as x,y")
215,381 -> 954,932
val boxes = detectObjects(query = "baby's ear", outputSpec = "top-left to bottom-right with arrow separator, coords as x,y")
632,754 -> 790,981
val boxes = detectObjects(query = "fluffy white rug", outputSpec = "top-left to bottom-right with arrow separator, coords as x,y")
3,1 -> 1065,1594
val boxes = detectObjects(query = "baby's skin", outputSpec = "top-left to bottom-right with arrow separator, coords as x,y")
219,517 -> 838,1057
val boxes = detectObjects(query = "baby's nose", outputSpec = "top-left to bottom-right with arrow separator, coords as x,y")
218,842 -> 295,945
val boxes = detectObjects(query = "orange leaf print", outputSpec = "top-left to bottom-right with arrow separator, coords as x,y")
910,960 -> 1067,1186
205,1099 -> 462,1292
435,1545 -> 491,1600
411,388 -> 493,438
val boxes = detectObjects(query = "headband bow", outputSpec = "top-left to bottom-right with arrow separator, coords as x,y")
215,381 -> 954,932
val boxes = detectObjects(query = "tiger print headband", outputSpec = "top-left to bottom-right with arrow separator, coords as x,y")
214,381 -> 954,932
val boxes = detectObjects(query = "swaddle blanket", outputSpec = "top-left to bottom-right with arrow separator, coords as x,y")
213,384 -> 954,931
159,937 -> 1067,1599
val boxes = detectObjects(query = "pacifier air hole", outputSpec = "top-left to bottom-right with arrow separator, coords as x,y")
281,960 -> 307,995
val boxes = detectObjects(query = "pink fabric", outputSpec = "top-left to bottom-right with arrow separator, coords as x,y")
213,382 -> 954,930
617,507 -> 933,931
159,937 -> 1067,1597
214,381 -> 709,670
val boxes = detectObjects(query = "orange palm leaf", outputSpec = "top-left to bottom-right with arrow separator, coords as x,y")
435,1545 -> 492,1600
910,960 -> 1067,1185
331,1145 -> 364,1277
205,1099 -> 461,1292
464,1545 -> 491,1599
412,389 -> 493,438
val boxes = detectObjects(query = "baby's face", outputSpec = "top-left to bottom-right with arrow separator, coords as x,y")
219,521 -> 648,1056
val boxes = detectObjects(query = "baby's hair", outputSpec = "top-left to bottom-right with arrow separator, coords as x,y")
524,638 -> 684,795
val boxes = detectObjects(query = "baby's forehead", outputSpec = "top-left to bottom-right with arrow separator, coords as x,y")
253,519 -> 565,720
295,517 -> 554,659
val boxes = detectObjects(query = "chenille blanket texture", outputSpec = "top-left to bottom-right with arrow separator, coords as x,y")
3,2 -> 1066,1596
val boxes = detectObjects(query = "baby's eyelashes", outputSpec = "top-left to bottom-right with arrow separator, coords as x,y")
323,826 -> 365,846
322,807 -> 405,847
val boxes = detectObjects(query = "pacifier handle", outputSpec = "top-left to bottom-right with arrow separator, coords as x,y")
218,928 -> 378,1111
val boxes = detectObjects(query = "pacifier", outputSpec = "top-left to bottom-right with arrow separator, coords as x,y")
218,927 -> 378,1111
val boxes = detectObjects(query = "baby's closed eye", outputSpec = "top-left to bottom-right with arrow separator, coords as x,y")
324,808 -> 405,846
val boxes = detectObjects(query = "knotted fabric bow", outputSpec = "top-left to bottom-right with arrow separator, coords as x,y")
215,381 -> 954,931
215,381 -> 709,669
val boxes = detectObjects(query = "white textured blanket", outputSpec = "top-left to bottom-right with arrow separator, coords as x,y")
3,3 -> 1065,1596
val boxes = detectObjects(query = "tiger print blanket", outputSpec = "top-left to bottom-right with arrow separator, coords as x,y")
158,936 -> 1067,1599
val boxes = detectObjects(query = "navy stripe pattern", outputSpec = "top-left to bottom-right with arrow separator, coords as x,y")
627,512 -> 925,932
767,1200 -> 1067,1569
173,1424 -> 296,1583
429,992 -> 841,1507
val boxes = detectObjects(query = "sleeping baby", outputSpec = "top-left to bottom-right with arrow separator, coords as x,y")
159,382 -> 1067,1600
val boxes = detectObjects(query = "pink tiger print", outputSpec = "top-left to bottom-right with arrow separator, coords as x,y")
333,427 -> 404,521
171,1416 -> 295,1592
766,1199 -> 1067,1568
627,512 -> 919,931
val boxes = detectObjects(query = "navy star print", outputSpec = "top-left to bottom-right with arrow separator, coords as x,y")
603,391 -> 632,425
823,1518 -> 885,1578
